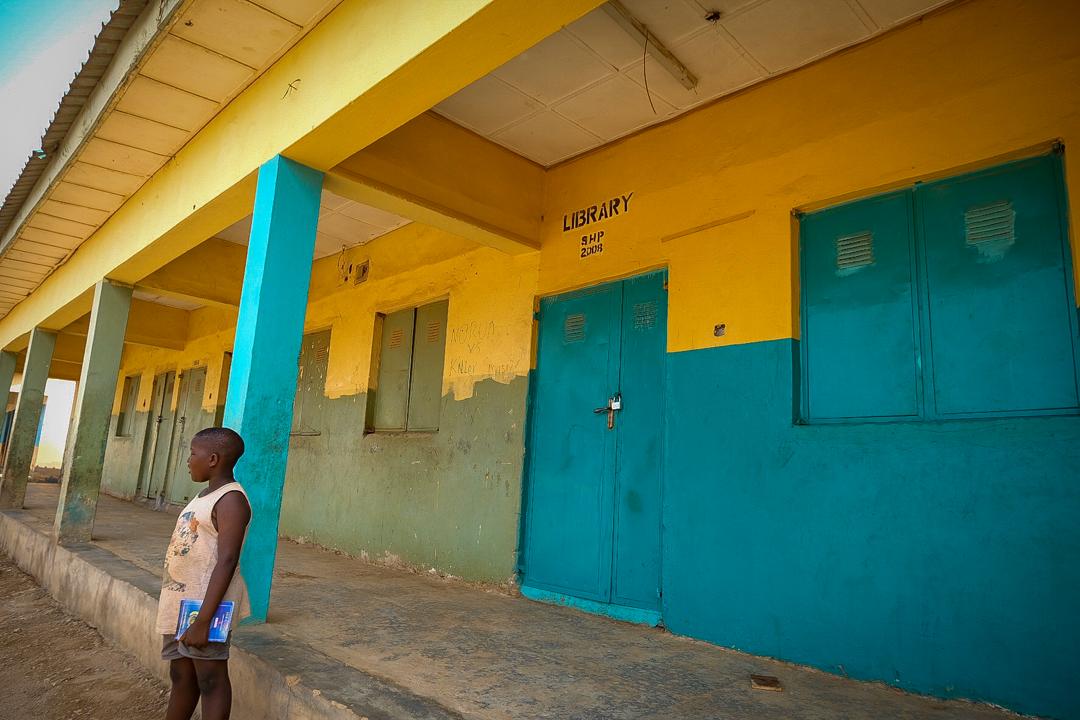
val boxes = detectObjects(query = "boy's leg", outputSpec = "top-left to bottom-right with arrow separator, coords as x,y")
166,657 -> 200,720
192,658 -> 232,720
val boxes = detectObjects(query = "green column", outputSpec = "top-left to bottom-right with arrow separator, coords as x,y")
54,280 -> 132,544
0,328 -> 56,509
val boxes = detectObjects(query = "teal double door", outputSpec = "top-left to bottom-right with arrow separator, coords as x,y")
523,271 -> 666,620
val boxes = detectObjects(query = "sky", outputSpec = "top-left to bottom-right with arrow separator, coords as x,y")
0,1 -> 114,471
0,0 -> 117,198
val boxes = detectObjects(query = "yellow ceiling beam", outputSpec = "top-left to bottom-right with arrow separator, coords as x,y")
13,333 -> 86,380
136,237 -> 247,309
63,299 -> 189,351
329,113 -> 543,254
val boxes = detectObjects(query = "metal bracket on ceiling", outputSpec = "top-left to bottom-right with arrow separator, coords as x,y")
602,0 -> 699,91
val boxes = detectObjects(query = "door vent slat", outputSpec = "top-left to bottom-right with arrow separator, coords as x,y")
633,301 -> 658,330
564,313 -> 586,343
389,328 -> 404,349
965,200 -> 1015,258
835,231 -> 874,271
426,321 -> 441,344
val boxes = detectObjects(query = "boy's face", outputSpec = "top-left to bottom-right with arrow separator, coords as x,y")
187,438 -> 217,483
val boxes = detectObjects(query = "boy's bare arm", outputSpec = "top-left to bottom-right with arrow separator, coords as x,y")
180,492 -> 251,648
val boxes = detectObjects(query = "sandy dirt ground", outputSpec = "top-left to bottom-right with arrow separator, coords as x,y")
0,556 -> 169,720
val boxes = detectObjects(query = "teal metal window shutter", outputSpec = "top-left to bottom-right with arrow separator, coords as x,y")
916,155 -> 1079,416
799,153 -> 1078,423
800,189 -> 921,421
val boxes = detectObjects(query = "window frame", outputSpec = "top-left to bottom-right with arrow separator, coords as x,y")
115,374 -> 141,437
366,298 -> 449,434
290,328 -> 332,437
798,151 -> 1080,425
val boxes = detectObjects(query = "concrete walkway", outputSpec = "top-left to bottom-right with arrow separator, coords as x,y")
16,483 -> 1025,720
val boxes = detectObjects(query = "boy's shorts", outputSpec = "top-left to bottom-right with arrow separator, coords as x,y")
161,634 -> 231,661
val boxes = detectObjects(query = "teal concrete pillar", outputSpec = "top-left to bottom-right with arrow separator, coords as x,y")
0,328 -> 56,508
54,279 -> 132,545
224,155 -> 322,622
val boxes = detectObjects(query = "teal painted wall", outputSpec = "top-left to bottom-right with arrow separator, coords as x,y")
280,377 -> 528,582
662,339 -> 1080,720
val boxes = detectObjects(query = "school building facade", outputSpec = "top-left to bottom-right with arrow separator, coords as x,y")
0,0 -> 1077,718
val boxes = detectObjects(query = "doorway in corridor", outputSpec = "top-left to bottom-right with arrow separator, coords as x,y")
163,366 -> 208,504
137,370 -> 175,501
522,270 -> 667,624
135,366 -> 209,504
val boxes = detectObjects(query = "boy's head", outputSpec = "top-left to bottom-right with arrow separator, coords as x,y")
187,427 -> 245,483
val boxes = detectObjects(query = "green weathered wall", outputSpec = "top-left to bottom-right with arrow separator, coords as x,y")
101,410 -> 150,500
165,405 -> 218,505
101,405 -> 215,505
279,377 -> 528,583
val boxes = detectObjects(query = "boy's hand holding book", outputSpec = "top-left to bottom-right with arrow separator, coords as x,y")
176,599 -> 235,648
179,617 -> 212,649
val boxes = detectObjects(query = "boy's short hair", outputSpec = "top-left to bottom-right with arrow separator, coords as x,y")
193,427 -> 245,466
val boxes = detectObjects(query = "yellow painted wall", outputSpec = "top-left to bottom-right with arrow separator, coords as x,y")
110,221 -> 538,414
538,0 -> 1080,353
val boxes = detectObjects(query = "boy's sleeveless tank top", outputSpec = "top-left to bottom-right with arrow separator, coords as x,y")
155,482 -> 251,635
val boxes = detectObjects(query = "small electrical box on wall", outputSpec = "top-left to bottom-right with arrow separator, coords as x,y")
340,259 -> 371,286
354,260 -> 370,285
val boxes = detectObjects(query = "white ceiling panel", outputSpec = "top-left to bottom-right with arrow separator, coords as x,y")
619,0 -> 709,46
320,189 -> 350,211
565,10 -> 643,70
624,29 -> 764,110
492,31 -> 614,105
215,191 -> 410,259
314,231 -> 353,258
435,0 -> 956,167
855,0 -> 953,27
492,111 -> 602,166
434,75 -> 543,136
556,74 -> 676,139
722,0 -> 871,73
338,202 -> 411,232
316,212 -> 383,244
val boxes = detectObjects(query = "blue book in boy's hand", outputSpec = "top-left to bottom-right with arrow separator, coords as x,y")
176,599 -> 235,642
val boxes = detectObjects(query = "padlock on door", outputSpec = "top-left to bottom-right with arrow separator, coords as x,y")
594,392 -> 623,430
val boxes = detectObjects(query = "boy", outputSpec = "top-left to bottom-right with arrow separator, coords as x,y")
156,427 -> 251,720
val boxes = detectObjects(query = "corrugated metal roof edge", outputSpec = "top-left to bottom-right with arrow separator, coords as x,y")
0,0 -> 151,241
